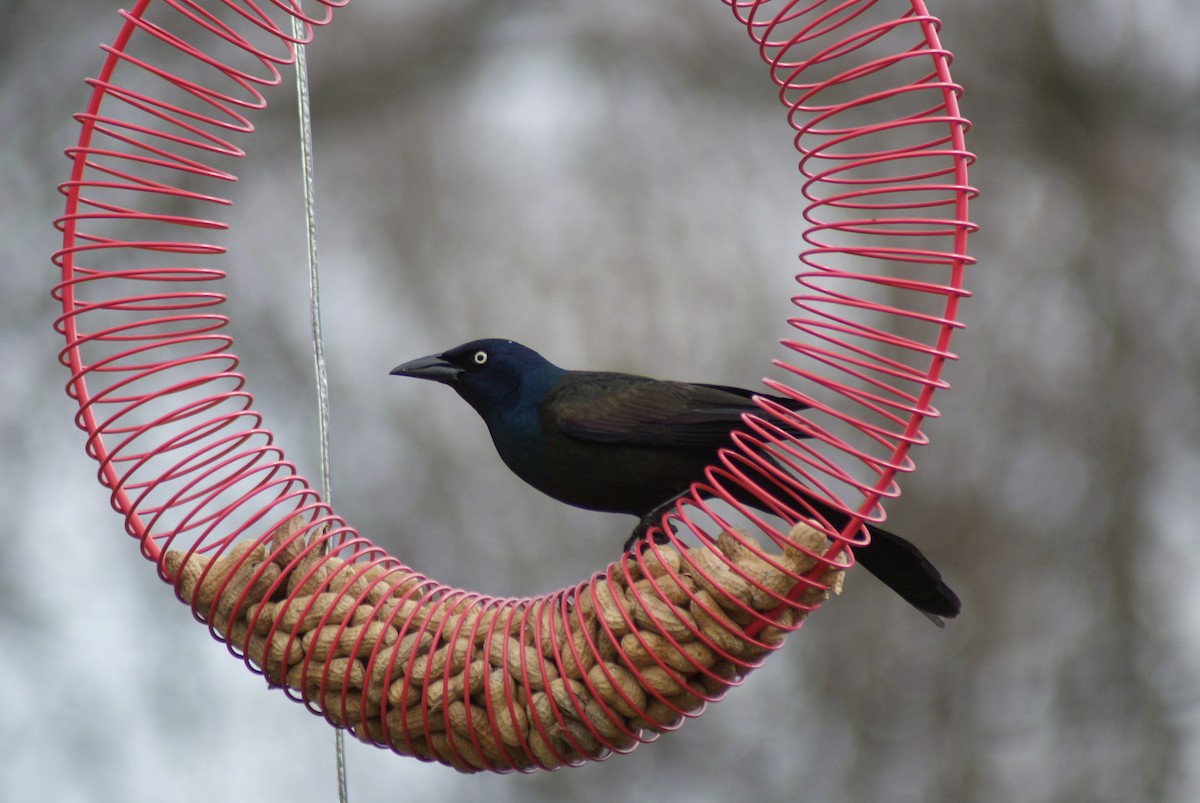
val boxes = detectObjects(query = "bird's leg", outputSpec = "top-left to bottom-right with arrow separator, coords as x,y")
591,521 -> 673,584
622,526 -> 672,553
623,498 -> 680,552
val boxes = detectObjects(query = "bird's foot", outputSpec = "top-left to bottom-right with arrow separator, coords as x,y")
623,517 -> 673,553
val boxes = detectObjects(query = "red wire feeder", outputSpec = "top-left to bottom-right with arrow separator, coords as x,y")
52,0 -> 975,773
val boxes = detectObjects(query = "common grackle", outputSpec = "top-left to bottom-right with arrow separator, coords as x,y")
391,339 -> 960,625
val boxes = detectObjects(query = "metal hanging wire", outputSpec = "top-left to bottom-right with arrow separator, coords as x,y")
286,7 -> 347,799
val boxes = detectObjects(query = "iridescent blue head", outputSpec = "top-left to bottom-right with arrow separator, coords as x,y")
390,338 -> 565,417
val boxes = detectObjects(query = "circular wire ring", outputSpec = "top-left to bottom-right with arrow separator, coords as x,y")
52,0 -> 975,773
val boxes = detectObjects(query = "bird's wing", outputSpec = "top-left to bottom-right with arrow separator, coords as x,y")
547,372 -> 807,448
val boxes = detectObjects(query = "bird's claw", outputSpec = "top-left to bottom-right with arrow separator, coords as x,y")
623,522 -> 671,554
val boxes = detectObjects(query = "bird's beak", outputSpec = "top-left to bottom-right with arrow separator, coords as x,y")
389,353 -> 462,384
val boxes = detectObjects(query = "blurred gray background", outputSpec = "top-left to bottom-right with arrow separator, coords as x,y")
4,0 -> 1200,801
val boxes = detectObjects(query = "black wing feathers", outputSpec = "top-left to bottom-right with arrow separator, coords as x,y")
547,372 -> 808,448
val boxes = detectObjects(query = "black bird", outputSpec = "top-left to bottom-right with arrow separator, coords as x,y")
391,339 -> 960,625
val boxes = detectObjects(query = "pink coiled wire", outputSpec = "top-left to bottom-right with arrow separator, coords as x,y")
52,0 -> 974,772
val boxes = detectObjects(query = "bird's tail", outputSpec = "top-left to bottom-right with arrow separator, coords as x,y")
852,522 -> 961,627
665,457 -> 961,625
714,475 -> 960,624
741,465 -> 961,625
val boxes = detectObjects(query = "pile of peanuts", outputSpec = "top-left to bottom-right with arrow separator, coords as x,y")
163,517 -> 844,772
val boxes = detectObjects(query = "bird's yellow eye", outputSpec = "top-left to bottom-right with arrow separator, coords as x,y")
473,350 -> 488,365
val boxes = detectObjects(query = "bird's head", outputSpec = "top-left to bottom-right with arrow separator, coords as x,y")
390,339 -> 564,416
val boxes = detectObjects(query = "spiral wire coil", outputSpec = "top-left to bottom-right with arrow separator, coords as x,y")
52,0 -> 975,773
